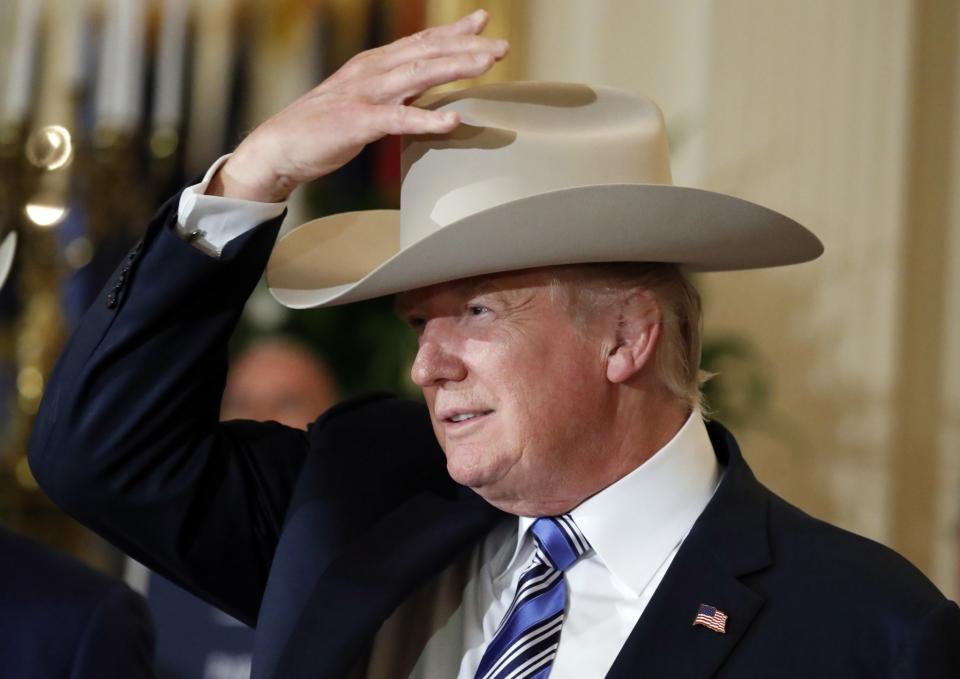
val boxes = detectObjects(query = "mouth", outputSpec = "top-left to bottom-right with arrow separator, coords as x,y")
438,409 -> 495,429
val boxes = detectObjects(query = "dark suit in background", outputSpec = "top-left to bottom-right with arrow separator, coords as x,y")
144,568 -> 254,679
27,192 -> 960,677
0,526 -> 155,678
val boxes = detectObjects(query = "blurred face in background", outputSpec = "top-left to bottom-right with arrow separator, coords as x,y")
221,339 -> 338,430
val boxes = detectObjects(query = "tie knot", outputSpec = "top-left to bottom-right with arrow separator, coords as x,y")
530,514 -> 591,571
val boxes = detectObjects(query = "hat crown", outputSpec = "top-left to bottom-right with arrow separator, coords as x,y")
267,81 -> 822,310
400,82 -> 673,246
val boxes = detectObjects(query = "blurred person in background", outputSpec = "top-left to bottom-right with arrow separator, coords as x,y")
0,234 -> 155,678
220,337 -> 339,430
137,337 -> 338,678
0,526 -> 156,678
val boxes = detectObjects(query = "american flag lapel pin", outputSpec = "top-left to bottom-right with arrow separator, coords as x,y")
692,603 -> 728,634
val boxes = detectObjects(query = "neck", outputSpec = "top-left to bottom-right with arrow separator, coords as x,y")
497,390 -> 690,517
602,388 -> 691,493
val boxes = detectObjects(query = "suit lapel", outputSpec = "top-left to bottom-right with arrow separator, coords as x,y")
269,485 -> 503,679
606,422 -> 772,679
252,396 -> 469,679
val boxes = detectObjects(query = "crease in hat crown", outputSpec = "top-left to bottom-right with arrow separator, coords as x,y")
399,82 -> 672,244
266,81 -> 822,309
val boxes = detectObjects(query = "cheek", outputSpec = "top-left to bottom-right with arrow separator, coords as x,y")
515,351 -> 606,440
423,391 -> 446,446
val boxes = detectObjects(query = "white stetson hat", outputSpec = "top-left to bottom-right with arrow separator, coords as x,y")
266,81 -> 822,309
0,231 -> 15,292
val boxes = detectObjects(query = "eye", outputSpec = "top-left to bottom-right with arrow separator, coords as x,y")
405,315 -> 426,332
466,304 -> 490,317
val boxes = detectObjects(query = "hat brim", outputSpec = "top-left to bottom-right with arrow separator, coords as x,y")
267,183 -> 822,309
0,231 -> 16,292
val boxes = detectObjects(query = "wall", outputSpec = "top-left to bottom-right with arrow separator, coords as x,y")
524,0 -> 959,595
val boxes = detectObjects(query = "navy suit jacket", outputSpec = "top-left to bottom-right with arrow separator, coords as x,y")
0,527 -> 156,678
28,190 -> 960,678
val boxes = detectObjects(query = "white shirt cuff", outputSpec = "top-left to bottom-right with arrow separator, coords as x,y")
176,154 -> 287,257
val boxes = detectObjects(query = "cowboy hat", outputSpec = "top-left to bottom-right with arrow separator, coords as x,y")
266,81 -> 822,309
0,231 -> 15,292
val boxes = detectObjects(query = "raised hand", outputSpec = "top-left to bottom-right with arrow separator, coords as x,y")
208,9 -> 508,203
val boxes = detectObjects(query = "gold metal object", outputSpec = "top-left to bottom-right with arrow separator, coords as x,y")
24,125 -> 73,171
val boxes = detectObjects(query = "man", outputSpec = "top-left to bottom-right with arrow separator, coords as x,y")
0,526 -> 156,678
220,337 -> 339,429
28,9 -> 959,679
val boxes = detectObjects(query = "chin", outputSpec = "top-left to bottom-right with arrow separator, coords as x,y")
445,458 -> 493,489
443,444 -> 513,491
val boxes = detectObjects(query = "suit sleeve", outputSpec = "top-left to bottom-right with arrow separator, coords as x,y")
894,599 -> 960,677
28,188 -> 308,625
70,583 -> 157,679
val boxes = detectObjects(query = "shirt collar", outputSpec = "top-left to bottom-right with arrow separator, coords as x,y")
499,410 -> 721,596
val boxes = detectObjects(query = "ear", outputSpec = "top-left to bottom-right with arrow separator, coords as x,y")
605,289 -> 662,384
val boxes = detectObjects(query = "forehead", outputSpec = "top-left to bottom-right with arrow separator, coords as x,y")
394,269 -> 555,313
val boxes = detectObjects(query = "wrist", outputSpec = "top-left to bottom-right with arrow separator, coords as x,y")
206,147 -> 297,203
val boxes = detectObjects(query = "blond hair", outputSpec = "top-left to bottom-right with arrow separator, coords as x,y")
550,263 -> 709,411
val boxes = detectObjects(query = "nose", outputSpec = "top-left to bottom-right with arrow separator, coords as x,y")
410,324 -> 467,387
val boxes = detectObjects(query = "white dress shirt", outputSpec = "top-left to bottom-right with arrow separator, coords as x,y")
405,410 -> 721,679
176,155 -> 286,255
176,163 -> 723,676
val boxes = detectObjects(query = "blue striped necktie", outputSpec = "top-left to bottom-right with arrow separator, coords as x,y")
474,515 -> 591,679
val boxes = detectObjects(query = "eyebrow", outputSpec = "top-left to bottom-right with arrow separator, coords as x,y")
393,296 -> 415,317
393,278 -> 500,317
458,278 -> 500,299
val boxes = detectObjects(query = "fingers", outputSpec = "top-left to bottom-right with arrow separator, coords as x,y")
365,105 -> 460,137
355,9 -> 491,71
328,9 -> 507,104
364,35 -> 509,77
375,49 -> 502,104
411,9 -> 490,40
